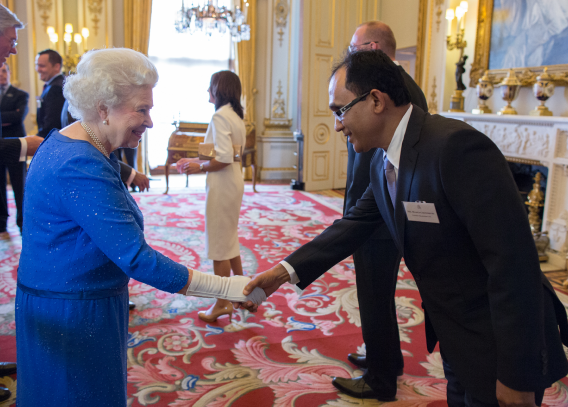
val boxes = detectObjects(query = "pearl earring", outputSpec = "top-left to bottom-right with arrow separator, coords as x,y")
103,120 -> 108,125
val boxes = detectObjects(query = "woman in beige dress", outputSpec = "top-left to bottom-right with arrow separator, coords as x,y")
177,71 -> 246,322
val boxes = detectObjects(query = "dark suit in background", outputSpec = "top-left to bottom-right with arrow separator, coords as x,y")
0,84 -> 29,231
288,106 -> 568,403
37,73 -> 64,139
343,66 -> 427,392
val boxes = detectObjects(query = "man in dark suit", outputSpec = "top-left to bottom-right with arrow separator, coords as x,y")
35,49 -> 65,138
0,4 -> 44,402
238,50 -> 568,406
0,63 -> 28,233
337,21 -> 428,398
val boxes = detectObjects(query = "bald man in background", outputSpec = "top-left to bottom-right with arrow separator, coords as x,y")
332,21 -> 428,400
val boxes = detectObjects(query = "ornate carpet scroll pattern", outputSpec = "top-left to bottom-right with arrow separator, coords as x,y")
0,189 -> 567,406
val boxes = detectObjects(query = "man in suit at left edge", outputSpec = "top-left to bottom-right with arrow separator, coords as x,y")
0,62 -> 28,233
35,49 -> 65,139
0,4 -> 43,403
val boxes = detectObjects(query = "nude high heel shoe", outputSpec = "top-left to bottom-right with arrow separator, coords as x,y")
198,303 -> 233,323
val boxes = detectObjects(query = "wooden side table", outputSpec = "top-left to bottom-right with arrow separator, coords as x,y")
164,122 -> 207,194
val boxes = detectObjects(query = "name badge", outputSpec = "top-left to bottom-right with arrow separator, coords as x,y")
36,96 -> 42,108
403,201 -> 440,223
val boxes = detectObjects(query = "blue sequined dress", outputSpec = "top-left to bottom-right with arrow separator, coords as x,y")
16,130 -> 188,406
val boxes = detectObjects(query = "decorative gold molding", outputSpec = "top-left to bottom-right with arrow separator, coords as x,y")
428,76 -> 438,114
36,0 -> 53,31
313,123 -> 330,145
263,118 -> 293,130
88,0 -> 104,36
435,0 -> 444,33
504,156 -> 544,167
262,167 -> 295,171
272,80 -> 286,118
275,0 -> 289,47
470,0 -> 568,88
415,0 -> 428,89
4,0 -> 18,87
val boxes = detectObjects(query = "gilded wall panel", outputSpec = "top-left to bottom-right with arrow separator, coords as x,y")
312,151 -> 330,181
313,54 -> 332,116
314,0 -> 334,49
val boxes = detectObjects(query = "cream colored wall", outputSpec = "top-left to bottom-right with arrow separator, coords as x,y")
380,0 -> 420,49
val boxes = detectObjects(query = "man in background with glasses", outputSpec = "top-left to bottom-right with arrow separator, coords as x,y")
333,21 -> 428,401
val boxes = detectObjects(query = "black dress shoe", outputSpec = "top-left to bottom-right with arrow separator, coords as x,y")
0,386 -> 11,402
129,301 -> 136,310
347,354 -> 404,376
332,376 -> 396,402
0,362 -> 16,376
347,353 -> 367,369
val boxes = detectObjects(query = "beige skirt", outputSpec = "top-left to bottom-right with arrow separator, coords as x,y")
205,162 -> 244,260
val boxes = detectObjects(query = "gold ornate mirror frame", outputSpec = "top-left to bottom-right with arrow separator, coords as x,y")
469,0 -> 568,87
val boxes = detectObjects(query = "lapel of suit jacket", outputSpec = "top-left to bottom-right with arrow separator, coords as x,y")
394,106 -> 427,253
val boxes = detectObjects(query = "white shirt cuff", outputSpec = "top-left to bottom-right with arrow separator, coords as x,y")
19,138 -> 27,162
280,260 -> 300,285
126,169 -> 136,187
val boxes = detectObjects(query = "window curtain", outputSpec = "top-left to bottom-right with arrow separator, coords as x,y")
236,0 -> 256,138
124,0 -> 153,172
124,0 -> 153,55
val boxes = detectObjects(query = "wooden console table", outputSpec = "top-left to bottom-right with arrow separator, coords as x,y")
164,122 -> 207,194
164,122 -> 258,194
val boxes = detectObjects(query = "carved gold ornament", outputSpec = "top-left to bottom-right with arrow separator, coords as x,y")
271,80 -> 286,119
275,0 -> 289,47
36,0 -> 53,31
88,0 -> 104,36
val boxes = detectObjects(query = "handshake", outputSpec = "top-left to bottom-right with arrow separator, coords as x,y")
185,264 -> 292,310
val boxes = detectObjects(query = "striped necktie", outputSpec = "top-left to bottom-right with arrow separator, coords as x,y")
384,156 -> 397,207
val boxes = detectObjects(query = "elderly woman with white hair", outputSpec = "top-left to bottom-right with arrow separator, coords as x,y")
15,48 -> 266,406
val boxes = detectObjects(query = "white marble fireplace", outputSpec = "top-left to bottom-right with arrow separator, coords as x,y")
442,112 -> 568,271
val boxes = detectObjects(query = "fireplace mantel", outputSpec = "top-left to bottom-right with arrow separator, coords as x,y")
441,112 -> 568,270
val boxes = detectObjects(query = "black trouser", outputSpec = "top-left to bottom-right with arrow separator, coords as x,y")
442,356 -> 545,407
115,148 -> 137,170
354,234 -> 403,396
0,161 -> 26,231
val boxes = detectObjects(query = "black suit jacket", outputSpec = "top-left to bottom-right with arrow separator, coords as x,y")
286,105 -> 568,402
344,66 -> 428,214
37,74 -> 65,138
1,85 -> 29,139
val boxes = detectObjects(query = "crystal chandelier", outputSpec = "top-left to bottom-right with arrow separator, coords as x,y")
175,0 -> 250,42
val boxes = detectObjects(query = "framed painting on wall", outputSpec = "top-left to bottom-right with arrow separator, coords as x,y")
470,0 -> 568,87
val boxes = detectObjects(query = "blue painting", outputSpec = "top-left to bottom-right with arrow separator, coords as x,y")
489,0 -> 568,70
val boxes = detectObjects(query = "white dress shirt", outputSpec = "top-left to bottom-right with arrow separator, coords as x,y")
19,138 -> 27,162
282,105 -> 414,286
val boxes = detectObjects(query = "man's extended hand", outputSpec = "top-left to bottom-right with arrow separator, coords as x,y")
24,135 -> 44,155
131,171 -> 150,192
233,263 -> 291,312
496,380 -> 536,407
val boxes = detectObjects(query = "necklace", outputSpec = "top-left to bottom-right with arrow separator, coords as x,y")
81,122 -> 110,158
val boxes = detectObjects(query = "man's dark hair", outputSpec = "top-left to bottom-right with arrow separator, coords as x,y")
38,49 -> 63,67
331,50 -> 410,107
210,70 -> 244,119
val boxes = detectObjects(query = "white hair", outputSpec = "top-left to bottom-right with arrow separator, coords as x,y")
63,48 -> 158,122
0,4 -> 24,34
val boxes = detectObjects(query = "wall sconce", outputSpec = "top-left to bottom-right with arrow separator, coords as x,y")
47,24 -> 90,74
446,1 -> 468,112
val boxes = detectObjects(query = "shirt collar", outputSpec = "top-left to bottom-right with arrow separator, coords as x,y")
384,104 -> 413,170
45,73 -> 62,86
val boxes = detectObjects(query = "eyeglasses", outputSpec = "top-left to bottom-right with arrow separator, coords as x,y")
333,91 -> 370,122
10,40 -> 17,49
348,41 -> 378,53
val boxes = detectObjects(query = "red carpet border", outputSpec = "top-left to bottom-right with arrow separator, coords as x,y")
0,189 -> 567,406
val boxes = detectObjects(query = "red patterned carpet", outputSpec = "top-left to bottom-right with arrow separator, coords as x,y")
0,186 -> 567,406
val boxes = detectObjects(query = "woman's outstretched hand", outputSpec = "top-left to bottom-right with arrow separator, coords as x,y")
176,158 -> 202,175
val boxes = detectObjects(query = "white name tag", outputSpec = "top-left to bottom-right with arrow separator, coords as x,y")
36,96 -> 42,108
403,202 -> 440,223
